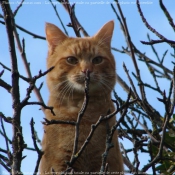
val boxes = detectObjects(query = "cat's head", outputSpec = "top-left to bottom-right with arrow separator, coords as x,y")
45,21 -> 116,97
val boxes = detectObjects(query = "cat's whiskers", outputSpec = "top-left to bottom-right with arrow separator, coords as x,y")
55,81 -> 72,107
72,74 -> 84,82
100,78 -> 114,91
92,76 -> 109,103
67,83 -> 75,106
50,79 -> 69,93
100,73 -> 116,78
70,84 -> 75,100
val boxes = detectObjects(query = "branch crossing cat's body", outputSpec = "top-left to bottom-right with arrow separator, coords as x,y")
40,21 -> 123,174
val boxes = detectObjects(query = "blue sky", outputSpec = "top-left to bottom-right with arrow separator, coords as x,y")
0,0 -> 175,174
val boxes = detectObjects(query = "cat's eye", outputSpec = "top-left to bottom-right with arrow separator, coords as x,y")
92,56 -> 103,64
67,57 -> 78,65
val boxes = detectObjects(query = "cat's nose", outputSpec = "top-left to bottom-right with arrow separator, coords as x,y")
81,69 -> 92,74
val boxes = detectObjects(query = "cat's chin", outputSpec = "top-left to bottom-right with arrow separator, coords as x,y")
72,81 -> 109,95
73,83 -> 85,92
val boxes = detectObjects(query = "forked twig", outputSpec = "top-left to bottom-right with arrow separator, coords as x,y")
136,0 -> 175,47
68,88 -> 137,169
20,67 -> 55,115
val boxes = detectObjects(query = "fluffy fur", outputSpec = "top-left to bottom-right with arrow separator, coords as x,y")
39,21 -> 123,174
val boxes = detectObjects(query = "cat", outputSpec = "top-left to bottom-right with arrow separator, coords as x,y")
39,20 -> 124,174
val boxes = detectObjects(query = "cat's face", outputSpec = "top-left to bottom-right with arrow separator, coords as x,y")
45,21 -> 116,97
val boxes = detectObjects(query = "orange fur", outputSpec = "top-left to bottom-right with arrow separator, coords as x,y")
39,21 -> 123,174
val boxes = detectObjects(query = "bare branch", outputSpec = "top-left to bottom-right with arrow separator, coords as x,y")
42,118 -> 76,125
0,1 -> 24,174
136,0 -> 175,47
70,70 -> 90,165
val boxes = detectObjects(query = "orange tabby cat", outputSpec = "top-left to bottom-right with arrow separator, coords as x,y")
39,21 -> 123,174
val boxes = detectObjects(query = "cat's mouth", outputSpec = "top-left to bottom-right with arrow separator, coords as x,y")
74,75 -> 97,85
68,74 -> 102,92
76,78 -> 87,85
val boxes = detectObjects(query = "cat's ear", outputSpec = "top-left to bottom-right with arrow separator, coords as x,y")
45,23 -> 67,53
93,20 -> 114,46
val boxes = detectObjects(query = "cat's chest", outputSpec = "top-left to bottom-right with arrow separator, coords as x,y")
47,96 -> 113,122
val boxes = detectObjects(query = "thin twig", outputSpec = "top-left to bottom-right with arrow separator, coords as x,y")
13,0 -> 24,16
0,117 -> 10,156
116,74 -> 135,99
25,102 -> 55,116
0,148 -> 8,154
0,61 -> 30,82
0,158 -> 11,172
30,118 -> 43,175
123,63 -> 139,99
0,130 -> 12,145
38,82 -> 44,91
159,0 -> 175,32
0,20 -> 46,40
0,62 -> 11,71
0,79 -> 12,93
141,39 -> 175,46
49,0 -> 69,35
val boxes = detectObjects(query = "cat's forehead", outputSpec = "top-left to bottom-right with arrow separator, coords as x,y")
64,38 -> 99,58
